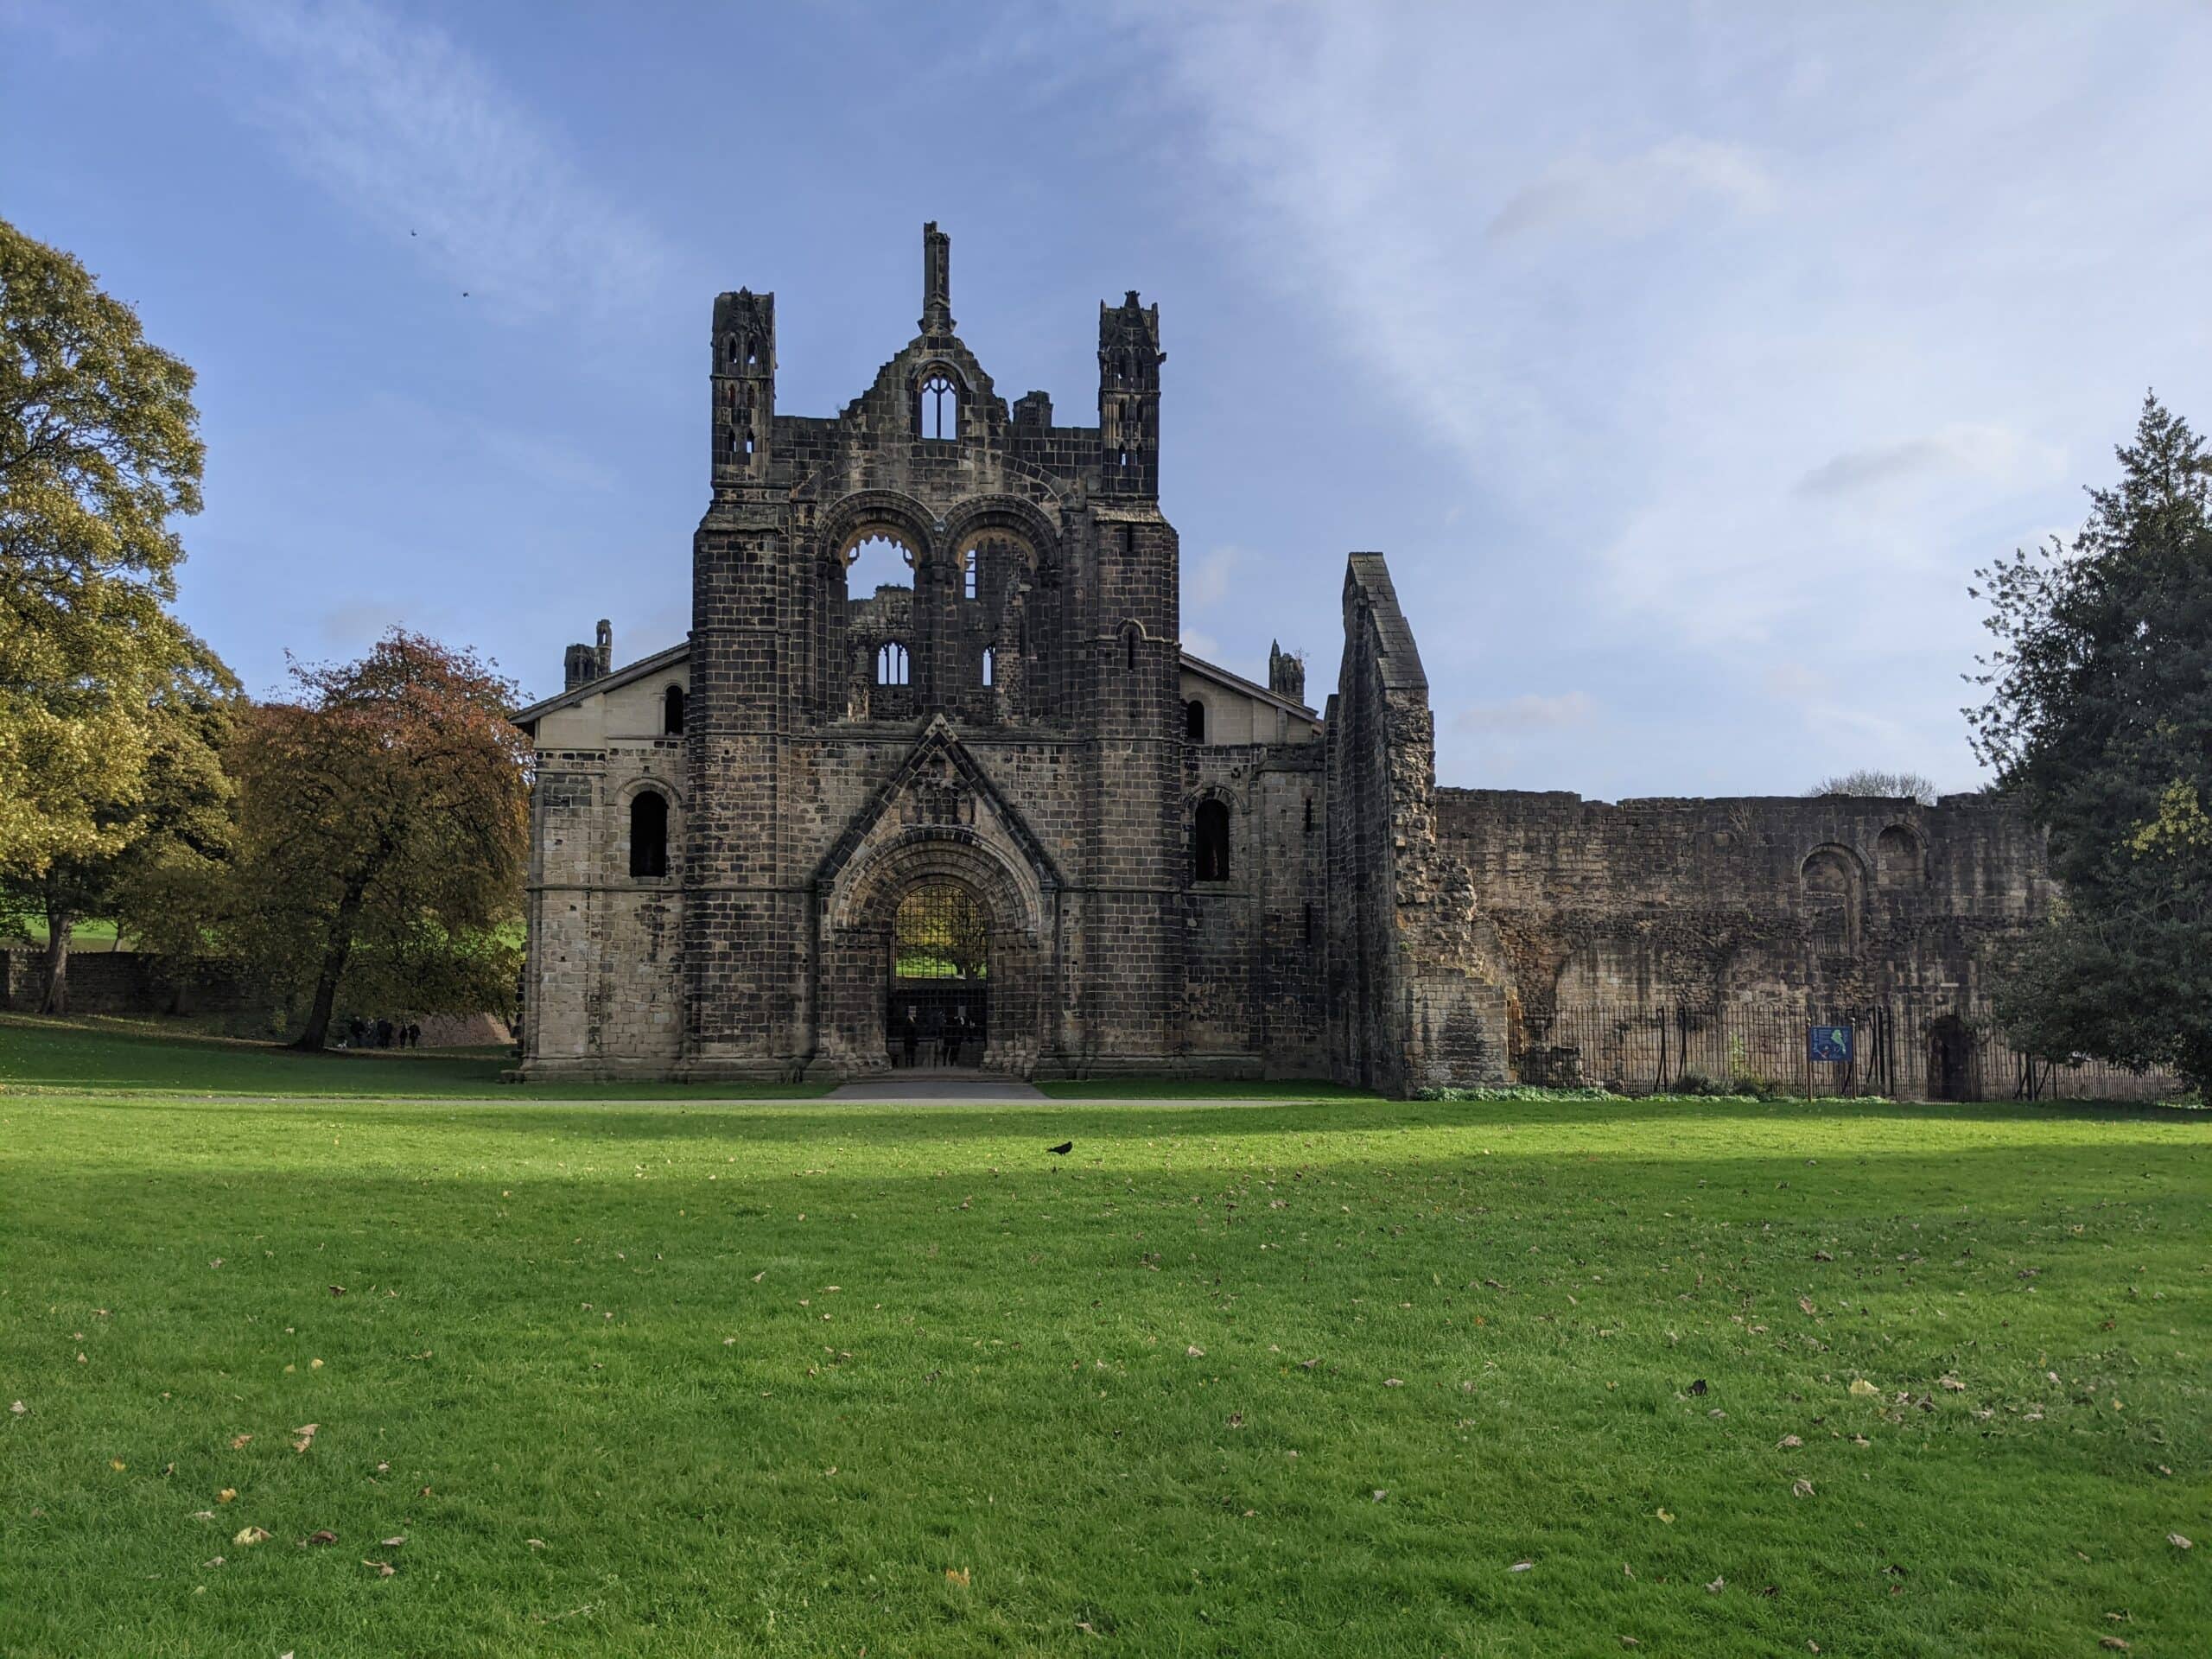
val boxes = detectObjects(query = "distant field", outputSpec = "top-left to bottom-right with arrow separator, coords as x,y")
2,1017 -> 2204,1655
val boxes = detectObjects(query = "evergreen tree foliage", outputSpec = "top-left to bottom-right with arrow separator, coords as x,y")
1968,393 -> 2212,1090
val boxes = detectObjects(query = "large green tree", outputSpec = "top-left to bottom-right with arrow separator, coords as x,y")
0,635 -> 236,1011
225,631 -> 531,1049
1969,392 -> 2212,1090
1,218 -> 216,881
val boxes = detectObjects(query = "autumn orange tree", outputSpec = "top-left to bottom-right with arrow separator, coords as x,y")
226,630 -> 531,1049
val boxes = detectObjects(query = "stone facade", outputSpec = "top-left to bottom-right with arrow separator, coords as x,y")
515,224 -> 2084,1096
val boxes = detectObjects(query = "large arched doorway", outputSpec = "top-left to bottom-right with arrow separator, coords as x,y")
887,879 -> 989,1067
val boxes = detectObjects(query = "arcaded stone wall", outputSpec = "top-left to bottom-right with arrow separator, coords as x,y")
1432,788 -> 2054,1027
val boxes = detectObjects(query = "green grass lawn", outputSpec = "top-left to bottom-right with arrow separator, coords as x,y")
0,1014 -> 824,1101
2,1027 -> 2207,1655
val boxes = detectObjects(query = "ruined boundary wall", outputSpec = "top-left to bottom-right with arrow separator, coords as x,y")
1432,789 -> 2052,1025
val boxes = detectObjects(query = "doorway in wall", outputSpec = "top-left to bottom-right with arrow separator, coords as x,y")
886,879 -> 989,1067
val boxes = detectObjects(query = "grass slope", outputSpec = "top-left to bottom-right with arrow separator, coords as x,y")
1,1048 -> 2206,1655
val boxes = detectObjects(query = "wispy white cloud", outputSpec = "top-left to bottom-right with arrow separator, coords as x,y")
213,0 -> 668,321
1108,0 -> 2212,791
1185,543 -> 1243,609
1487,138 -> 1777,241
1793,424 -> 2058,501
1455,690 -> 1596,734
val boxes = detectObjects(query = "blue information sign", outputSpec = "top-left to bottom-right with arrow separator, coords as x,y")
1808,1024 -> 1853,1065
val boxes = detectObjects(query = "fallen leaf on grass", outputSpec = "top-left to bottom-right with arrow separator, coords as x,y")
1706,1576 -> 1725,1593
1849,1379 -> 1879,1397
1382,1377 -> 1404,1388
381,1535 -> 405,1548
945,1567 -> 970,1587
1777,1434 -> 1802,1449
229,1434 -> 252,1450
110,1459 -> 125,1471
234,1526 -> 270,1547
1655,1509 -> 1674,1523
1792,1479 -> 1815,1498
291,1425 -> 319,1453
364,1559 -> 395,1578
2101,1640 -> 2130,1651
2170,1534 -> 2194,1550
1798,1297 -> 1816,1315
305,1529 -> 337,1547
1508,1560 -> 1533,1572
527,1538 -> 546,1548
218,1488 -> 237,1503
9,1401 -> 24,1416
202,1556 -> 224,1568
1185,1345 -> 1205,1357
1937,1375 -> 1965,1391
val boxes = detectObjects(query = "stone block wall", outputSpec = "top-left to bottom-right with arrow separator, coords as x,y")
1325,555 -> 1510,1095
1433,788 -> 2053,1027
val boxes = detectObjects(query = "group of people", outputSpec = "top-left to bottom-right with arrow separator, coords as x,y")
894,1005 -> 976,1068
340,1015 -> 423,1051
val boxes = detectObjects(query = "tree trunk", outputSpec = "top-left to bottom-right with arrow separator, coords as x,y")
39,903 -> 72,1016
291,887 -> 367,1051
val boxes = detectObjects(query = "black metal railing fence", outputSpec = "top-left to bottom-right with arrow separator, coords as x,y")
1510,1001 -> 2183,1102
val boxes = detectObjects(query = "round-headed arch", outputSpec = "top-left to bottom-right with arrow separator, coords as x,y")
817,490 -> 938,575
832,829 -> 1043,943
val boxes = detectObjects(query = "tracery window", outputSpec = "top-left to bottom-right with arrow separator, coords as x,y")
922,373 -> 959,441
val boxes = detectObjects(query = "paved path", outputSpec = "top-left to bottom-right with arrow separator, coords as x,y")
823,1071 -> 1046,1102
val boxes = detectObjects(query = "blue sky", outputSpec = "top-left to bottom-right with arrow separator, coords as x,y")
8,1 -> 2211,798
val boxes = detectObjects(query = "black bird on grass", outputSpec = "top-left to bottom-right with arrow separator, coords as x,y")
1047,1141 -> 1073,1155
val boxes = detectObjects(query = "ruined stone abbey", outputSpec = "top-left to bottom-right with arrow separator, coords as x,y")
516,226 -> 2082,1098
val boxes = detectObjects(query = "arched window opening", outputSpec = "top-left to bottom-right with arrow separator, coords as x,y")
876,642 -> 910,686
742,432 -> 754,456
1193,798 -> 1231,882
981,648 -> 995,688
921,372 -> 959,441
893,881 -> 988,981
963,548 -> 979,601
845,533 -> 915,597
1801,847 -> 1861,956
1303,797 -> 1313,834
1877,824 -> 1924,889
1124,627 -> 1138,671
628,790 -> 669,880
1185,699 -> 1206,742
661,685 -> 685,736
1303,901 -> 1315,947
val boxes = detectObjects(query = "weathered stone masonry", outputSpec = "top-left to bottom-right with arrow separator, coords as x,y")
516,224 -> 2072,1095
